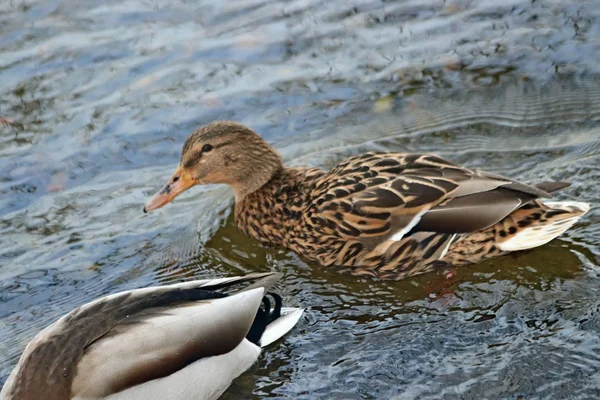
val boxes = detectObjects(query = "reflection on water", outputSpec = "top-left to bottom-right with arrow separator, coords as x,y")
1,0 -> 600,398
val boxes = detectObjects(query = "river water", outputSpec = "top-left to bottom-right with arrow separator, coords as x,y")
1,0 -> 600,398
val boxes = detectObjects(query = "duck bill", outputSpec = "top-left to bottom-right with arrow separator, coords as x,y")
144,167 -> 197,213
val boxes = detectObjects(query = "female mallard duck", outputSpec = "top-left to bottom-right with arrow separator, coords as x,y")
0,272 -> 303,400
144,121 -> 590,280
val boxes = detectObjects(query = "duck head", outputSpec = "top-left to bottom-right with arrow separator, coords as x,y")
144,121 -> 283,212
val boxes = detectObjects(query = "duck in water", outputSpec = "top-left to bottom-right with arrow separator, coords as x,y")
145,121 -> 590,280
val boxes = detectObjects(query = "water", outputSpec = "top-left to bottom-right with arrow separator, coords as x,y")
1,0 -> 600,398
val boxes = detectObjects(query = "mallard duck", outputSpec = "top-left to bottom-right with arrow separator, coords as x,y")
144,121 -> 590,280
0,272 -> 303,400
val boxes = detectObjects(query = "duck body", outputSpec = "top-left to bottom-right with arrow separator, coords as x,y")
235,152 -> 589,280
1,273 -> 303,400
144,121 -> 590,280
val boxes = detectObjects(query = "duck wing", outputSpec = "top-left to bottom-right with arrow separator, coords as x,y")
312,153 -> 553,249
2,273 -> 280,400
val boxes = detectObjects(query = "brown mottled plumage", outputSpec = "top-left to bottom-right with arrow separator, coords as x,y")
145,121 -> 590,280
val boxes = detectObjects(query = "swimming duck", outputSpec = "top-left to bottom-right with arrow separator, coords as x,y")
144,121 -> 590,280
0,272 -> 303,400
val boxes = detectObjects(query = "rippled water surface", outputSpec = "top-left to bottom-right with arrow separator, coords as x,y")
2,0 -> 600,398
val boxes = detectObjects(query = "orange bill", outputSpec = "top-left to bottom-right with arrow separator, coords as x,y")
144,166 -> 197,213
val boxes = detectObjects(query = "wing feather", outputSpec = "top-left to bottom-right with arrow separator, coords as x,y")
312,152 -> 552,250
72,288 -> 264,398
3,273 -> 277,400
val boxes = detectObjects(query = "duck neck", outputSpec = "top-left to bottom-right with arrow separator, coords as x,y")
231,154 -> 284,202
233,168 -> 295,245
233,166 -> 325,247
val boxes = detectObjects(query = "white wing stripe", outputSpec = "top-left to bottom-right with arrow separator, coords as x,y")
390,208 -> 429,242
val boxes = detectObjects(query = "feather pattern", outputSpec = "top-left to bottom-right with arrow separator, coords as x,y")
1,273 -> 303,400
145,121 -> 590,281
235,152 -> 589,280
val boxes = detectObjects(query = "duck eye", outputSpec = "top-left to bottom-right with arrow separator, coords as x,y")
201,144 -> 213,153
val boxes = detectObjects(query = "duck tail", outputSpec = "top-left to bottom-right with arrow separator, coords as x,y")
260,306 -> 304,347
244,290 -> 304,347
534,181 -> 571,193
496,200 -> 590,252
